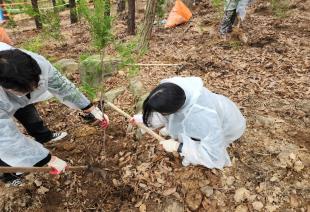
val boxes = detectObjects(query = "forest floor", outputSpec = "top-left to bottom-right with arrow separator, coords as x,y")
0,0 -> 309,211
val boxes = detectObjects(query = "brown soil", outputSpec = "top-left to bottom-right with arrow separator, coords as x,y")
1,0 -> 309,211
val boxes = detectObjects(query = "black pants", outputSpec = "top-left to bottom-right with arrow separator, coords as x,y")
14,104 -> 53,144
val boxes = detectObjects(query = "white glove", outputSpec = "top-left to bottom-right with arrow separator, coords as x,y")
47,156 -> 67,175
159,127 -> 169,137
160,139 -> 180,152
129,114 -> 143,125
90,106 -> 104,121
89,106 -> 110,128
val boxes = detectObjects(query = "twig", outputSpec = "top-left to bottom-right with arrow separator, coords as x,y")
128,63 -> 183,67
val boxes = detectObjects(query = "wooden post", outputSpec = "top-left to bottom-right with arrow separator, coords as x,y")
69,0 -> 78,23
31,0 -> 42,29
137,0 -> 157,50
127,0 -> 135,35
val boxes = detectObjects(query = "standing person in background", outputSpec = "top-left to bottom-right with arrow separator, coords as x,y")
219,0 -> 251,38
0,42 -> 109,186
0,27 -> 12,45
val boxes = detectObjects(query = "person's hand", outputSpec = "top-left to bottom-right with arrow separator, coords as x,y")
47,156 -> 67,175
85,106 -> 110,129
129,114 -> 143,125
159,139 -> 180,152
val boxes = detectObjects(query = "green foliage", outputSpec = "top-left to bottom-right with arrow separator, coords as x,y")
40,10 -> 62,40
156,0 -> 166,19
79,82 -> 97,101
20,36 -> 44,52
211,0 -> 223,10
78,0 -> 113,50
79,52 -> 92,62
115,40 -> 139,77
270,0 -> 289,18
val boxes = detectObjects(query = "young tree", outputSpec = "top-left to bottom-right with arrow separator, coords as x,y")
69,0 -> 78,23
127,0 -> 135,35
31,0 -> 42,29
137,0 -> 157,50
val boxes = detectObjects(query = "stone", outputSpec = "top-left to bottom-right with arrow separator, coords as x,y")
79,55 -> 121,87
200,186 -> 214,197
135,93 -> 149,113
252,201 -> 264,211
103,87 -> 126,103
129,78 -> 145,97
34,179 -> 42,187
185,190 -> 203,211
63,142 -> 77,151
226,176 -> 235,186
235,204 -> 248,212
37,186 -> 49,194
296,100 -> 310,114
163,199 -> 184,212
54,59 -> 78,79
74,126 -> 97,138
293,160 -> 304,172
234,188 -> 250,203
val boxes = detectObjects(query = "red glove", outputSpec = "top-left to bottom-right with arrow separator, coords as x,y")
47,156 -> 67,175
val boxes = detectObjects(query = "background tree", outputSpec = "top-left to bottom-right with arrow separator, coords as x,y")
31,0 -> 42,29
137,0 -> 157,50
127,0 -> 135,35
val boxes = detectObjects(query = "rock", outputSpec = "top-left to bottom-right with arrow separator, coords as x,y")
34,179 -> 42,187
296,100 -> 310,114
270,175 -> 279,182
54,59 -> 78,79
234,188 -> 250,203
163,199 -> 184,212
139,203 -> 146,212
79,55 -> 121,87
226,176 -> 235,186
129,78 -> 145,97
235,204 -> 248,212
37,186 -> 49,194
200,186 -> 214,197
255,115 -> 277,127
198,179 -> 210,188
63,142 -> 76,151
293,160 -> 304,172
74,126 -> 97,138
135,93 -> 149,113
252,201 -> 264,211
185,190 -> 203,211
265,62 -> 273,69
103,87 -> 126,103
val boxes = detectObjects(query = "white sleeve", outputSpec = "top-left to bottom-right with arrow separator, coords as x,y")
0,109 -> 49,167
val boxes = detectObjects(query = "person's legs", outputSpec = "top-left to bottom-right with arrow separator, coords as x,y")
0,154 -> 51,186
219,10 -> 237,35
14,104 -> 53,144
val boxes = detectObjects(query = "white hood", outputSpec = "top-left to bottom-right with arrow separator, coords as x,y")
161,76 -> 204,109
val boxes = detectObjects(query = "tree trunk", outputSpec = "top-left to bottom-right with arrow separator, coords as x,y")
127,0 -> 135,35
69,0 -> 78,24
30,0 -> 42,29
137,0 -> 157,50
117,0 -> 125,13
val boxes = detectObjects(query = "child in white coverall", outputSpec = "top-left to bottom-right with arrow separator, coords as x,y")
131,77 -> 246,169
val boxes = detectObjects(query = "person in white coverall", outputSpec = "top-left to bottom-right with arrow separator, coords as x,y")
131,77 -> 246,169
0,42 -> 109,186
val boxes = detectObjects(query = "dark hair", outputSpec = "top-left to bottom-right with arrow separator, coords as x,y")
0,49 -> 41,93
143,82 -> 186,126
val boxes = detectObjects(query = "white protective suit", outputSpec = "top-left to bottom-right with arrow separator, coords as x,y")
0,42 -> 90,167
147,77 -> 246,169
